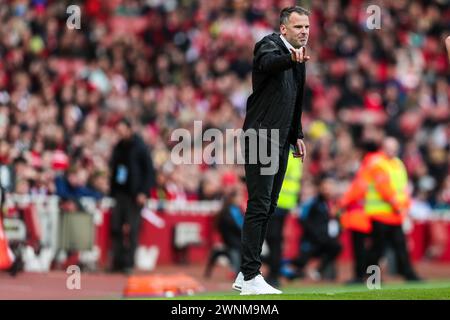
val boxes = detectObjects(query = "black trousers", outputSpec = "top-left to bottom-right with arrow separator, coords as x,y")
367,220 -> 418,279
293,240 -> 342,274
241,139 -> 290,281
265,208 -> 289,281
351,230 -> 370,280
110,192 -> 142,270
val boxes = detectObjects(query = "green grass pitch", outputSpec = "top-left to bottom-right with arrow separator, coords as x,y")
156,280 -> 450,300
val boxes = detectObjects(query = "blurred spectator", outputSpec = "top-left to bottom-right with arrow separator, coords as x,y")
0,141 -> 15,193
291,173 -> 342,281
55,165 -> 101,211
87,170 -> 109,197
214,188 -> 244,275
109,118 -> 155,274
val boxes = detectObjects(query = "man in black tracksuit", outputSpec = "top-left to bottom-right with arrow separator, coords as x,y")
109,118 -> 155,274
237,6 -> 310,295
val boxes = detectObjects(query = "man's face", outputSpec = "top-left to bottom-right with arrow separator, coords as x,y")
280,12 -> 310,48
319,178 -> 335,199
383,138 -> 399,159
67,172 -> 79,186
117,123 -> 132,140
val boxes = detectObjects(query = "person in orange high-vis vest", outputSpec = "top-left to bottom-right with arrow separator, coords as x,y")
339,141 -> 381,283
0,187 -> 14,271
364,137 -> 421,282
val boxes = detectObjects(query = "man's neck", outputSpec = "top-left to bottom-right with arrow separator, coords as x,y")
280,34 -> 296,50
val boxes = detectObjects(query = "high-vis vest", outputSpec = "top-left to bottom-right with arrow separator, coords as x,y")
277,153 -> 302,210
341,208 -> 373,233
339,152 -> 382,234
364,156 -> 409,224
0,218 -> 14,270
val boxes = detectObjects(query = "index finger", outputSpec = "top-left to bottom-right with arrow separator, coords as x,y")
301,46 -> 306,58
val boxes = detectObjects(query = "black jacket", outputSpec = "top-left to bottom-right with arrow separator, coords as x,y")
217,204 -> 243,249
300,195 -> 339,246
110,134 -> 155,197
243,33 -> 306,146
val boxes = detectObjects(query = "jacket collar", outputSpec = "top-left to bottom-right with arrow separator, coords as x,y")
280,34 -> 295,52
268,33 -> 290,54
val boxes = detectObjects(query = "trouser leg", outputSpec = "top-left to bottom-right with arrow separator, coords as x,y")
352,231 -> 369,280
367,220 -> 387,268
389,224 -> 418,279
258,148 -> 289,256
111,194 -> 125,270
241,163 -> 274,280
240,136 -> 289,281
123,195 -> 142,269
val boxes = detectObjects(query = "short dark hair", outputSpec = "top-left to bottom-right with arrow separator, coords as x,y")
315,172 -> 336,186
359,139 -> 380,153
280,6 -> 310,26
118,117 -> 132,128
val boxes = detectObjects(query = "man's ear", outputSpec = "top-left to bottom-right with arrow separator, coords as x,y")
280,24 -> 286,35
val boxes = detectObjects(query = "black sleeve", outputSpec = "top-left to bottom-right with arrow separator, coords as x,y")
255,40 -> 295,74
296,64 -> 306,140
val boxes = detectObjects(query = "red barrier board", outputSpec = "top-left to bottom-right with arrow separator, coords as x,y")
95,210 -> 450,268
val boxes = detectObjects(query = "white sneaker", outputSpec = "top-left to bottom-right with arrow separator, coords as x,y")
232,272 -> 244,291
240,274 -> 282,295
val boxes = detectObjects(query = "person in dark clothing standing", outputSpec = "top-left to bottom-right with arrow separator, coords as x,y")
292,175 -> 342,280
109,118 -> 155,274
233,6 -> 310,295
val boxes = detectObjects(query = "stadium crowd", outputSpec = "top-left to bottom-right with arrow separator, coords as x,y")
0,0 -> 448,223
